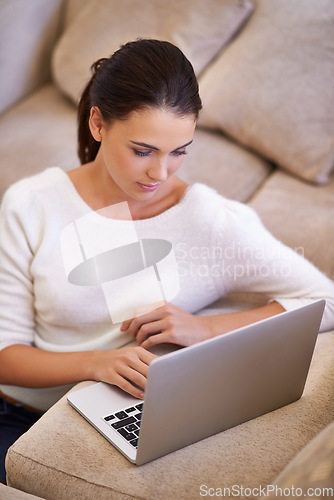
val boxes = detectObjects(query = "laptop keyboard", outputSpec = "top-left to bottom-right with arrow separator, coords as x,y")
103,403 -> 143,448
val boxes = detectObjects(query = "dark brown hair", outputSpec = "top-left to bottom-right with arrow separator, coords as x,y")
77,39 -> 202,164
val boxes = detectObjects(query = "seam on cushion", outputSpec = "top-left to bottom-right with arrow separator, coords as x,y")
7,450 -> 145,500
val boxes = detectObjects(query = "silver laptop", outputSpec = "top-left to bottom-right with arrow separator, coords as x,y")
67,300 -> 325,465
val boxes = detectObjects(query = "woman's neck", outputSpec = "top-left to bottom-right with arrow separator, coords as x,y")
67,161 -> 188,220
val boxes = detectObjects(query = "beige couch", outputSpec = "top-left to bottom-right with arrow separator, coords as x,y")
1,0 -> 334,498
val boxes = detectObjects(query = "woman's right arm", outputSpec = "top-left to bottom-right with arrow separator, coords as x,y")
0,183 -> 156,400
0,344 -> 156,399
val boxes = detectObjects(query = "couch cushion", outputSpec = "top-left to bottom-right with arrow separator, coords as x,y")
198,0 -> 334,184
5,330 -> 334,499
0,484 -> 43,500
249,170 -> 334,280
264,419 -> 334,498
52,0 -> 254,104
0,84 -> 78,200
179,128 -> 273,202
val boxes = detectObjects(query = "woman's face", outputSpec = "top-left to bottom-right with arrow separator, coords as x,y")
91,107 -> 196,203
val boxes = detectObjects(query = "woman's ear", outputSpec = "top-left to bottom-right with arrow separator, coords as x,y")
89,106 -> 104,142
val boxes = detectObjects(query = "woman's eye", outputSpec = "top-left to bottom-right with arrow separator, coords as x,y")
133,149 -> 151,157
172,150 -> 187,157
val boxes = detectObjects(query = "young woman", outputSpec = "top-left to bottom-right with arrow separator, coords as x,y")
0,39 -> 333,483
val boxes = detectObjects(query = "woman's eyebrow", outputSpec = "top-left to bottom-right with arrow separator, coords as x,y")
130,140 -> 193,151
173,140 -> 193,151
130,141 -> 159,150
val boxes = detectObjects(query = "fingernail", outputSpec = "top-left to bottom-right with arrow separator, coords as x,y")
139,392 -> 145,399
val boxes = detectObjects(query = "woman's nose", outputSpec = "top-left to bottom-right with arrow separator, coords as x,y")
147,158 -> 168,182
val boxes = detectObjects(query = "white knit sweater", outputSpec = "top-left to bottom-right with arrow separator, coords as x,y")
1,167 -> 333,410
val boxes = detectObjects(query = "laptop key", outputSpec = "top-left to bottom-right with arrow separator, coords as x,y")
125,407 -> 136,413
135,403 -> 143,411
112,416 -> 136,429
117,428 -> 137,441
115,411 -> 128,419
130,438 -> 138,448
126,423 -> 137,432
104,414 -> 115,422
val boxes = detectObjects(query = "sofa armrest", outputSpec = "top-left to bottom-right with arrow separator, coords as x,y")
0,0 -> 64,115
5,331 -> 334,499
263,418 -> 334,498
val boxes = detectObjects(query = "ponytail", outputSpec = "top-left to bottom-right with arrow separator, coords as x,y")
77,58 -> 108,164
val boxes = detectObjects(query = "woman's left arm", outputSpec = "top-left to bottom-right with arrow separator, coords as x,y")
121,301 -> 285,349
122,201 -> 334,346
209,202 -> 334,333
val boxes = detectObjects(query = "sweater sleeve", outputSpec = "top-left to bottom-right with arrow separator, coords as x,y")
213,200 -> 334,332
0,183 -> 41,350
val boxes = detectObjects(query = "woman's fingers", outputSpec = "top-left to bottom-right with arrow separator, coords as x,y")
139,331 -> 172,349
135,319 -> 167,345
99,347 -> 157,399
112,373 -> 145,399
121,307 -> 164,338
121,303 -> 213,349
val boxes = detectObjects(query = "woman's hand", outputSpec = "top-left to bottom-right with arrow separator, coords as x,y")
0,305 -> 284,398
120,302 -> 287,351
93,346 -> 157,399
120,303 -> 212,349
0,344 -> 157,400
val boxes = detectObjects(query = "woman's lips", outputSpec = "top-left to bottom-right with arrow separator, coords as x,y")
136,182 -> 160,192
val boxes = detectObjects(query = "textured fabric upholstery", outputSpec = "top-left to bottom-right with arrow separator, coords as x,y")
0,483 -> 43,499
262,420 -> 334,498
250,171 -> 334,279
6,330 -> 334,499
199,0 -> 334,184
0,85 -> 78,200
52,0 -> 253,104
0,0 -> 63,115
179,127 -> 272,202
1,1 -> 334,498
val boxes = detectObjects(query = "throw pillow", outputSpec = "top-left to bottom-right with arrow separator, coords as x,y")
52,0 -> 254,104
198,0 -> 334,184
